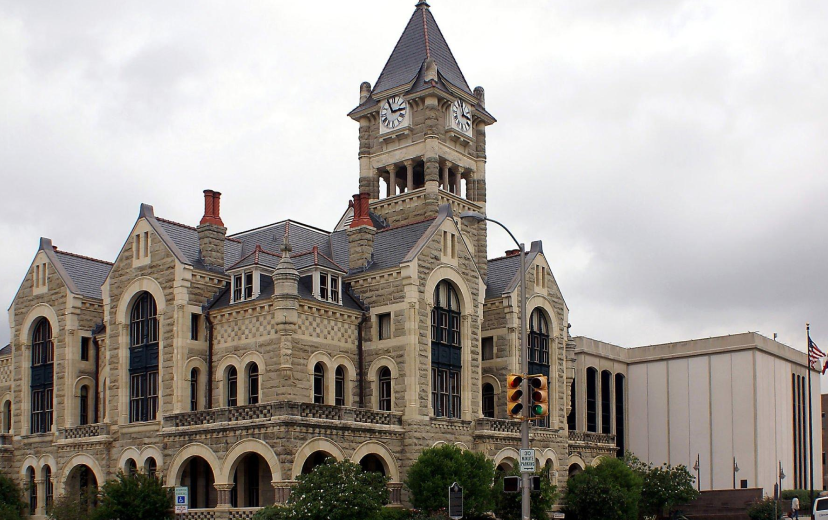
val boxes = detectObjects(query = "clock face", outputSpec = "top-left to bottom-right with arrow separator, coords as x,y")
452,99 -> 472,132
380,96 -> 407,129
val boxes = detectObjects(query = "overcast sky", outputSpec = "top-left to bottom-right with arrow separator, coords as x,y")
1,1 -> 826,365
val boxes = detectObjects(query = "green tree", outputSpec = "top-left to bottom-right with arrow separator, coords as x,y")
406,444 -> 495,519
493,467 -> 558,520
47,489 -> 98,520
564,458 -> 642,520
0,474 -> 27,520
91,472 -> 172,520
746,498 -> 778,520
637,463 -> 699,519
279,458 -> 388,520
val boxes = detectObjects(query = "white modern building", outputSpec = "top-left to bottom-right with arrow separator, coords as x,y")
573,332 -> 822,494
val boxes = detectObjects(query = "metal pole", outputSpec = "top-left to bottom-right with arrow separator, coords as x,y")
519,242 -> 530,520
807,323 -> 814,509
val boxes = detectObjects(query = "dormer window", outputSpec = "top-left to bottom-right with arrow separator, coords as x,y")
316,271 -> 341,305
231,270 -> 257,303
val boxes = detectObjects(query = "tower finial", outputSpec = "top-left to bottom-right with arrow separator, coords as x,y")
416,0 -> 430,8
280,232 -> 292,256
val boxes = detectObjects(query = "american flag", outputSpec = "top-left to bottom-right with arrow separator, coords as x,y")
808,337 -> 824,371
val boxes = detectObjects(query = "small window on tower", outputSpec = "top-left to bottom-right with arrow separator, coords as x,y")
191,314 -> 200,341
233,274 -> 243,301
320,273 -> 329,300
80,337 -> 90,361
482,337 -> 494,361
134,234 -> 141,259
330,276 -> 340,303
244,272 -> 254,299
378,313 -> 391,340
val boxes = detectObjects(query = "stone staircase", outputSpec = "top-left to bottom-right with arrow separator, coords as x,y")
679,488 -> 764,520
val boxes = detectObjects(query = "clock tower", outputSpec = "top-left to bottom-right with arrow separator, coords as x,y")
348,0 -> 495,276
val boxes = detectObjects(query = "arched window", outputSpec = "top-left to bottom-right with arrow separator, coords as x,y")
601,370 -> 612,434
567,379 -> 576,431
190,368 -> 199,412
44,465 -> 53,509
313,363 -> 324,404
27,466 -> 36,513
431,280 -> 461,418
335,366 -> 345,406
129,292 -> 159,422
31,318 -> 54,434
145,458 -> 157,478
227,367 -> 238,407
247,363 -> 259,405
378,367 -> 392,411
2,400 -> 11,433
79,385 -> 89,426
528,308 -> 551,426
125,458 -> 137,476
586,367 -> 598,433
529,308 -> 549,365
615,374 -> 626,457
482,383 -> 495,418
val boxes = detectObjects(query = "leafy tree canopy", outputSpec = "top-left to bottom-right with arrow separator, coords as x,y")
624,452 -> 699,519
564,458 -> 642,520
406,444 -> 495,519
92,472 -> 173,520
0,475 -> 27,520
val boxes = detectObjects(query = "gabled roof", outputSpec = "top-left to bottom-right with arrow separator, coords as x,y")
229,220 -> 332,262
32,238 -> 112,300
484,241 -> 543,300
227,245 -> 346,274
0,344 -> 10,357
53,250 -> 112,300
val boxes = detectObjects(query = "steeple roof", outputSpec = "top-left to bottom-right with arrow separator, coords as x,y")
371,2 -> 472,97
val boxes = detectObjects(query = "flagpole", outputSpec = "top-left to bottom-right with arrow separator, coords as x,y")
807,323 -> 814,510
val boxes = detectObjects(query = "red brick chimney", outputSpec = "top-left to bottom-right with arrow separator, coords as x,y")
198,190 -> 226,269
200,190 -> 224,226
347,194 -> 375,271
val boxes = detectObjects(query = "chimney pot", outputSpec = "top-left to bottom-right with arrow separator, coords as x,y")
200,189 -> 224,227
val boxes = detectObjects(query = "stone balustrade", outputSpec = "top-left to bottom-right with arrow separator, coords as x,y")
475,417 -> 521,434
58,423 -> 110,440
568,430 -> 616,445
163,401 -> 403,429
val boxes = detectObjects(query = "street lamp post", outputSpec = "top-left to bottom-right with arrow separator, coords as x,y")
461,211 -> 530,520
693,454 -> 700,492
733,457 -> 740,489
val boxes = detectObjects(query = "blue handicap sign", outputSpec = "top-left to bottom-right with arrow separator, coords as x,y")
177,496 -> 186,504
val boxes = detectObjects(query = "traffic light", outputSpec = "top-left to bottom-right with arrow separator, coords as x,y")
528,375 -> 549,418
506,374 -> 523,418
503,476 -> 520,493
530,475 -> 541,492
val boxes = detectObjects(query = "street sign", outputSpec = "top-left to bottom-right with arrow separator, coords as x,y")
551,513 -> 565,519
519,448 -> 536,473
174,486 -> 188,514
448,482 -> 463,520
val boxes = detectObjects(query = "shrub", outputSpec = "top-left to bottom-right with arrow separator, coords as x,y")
47,489 -> 98,520
564,458 -> 642,520
252,505 -> 289,520
625,452 -> 699,520
281,458 -> 388,520
747,498 -> 779,520
92,472 -> 173,520
406,444 -> 495,519
0,475 -> 27,520
493,467 -> 558,520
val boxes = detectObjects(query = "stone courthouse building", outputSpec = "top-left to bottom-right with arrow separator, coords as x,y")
0,2 -> 618,518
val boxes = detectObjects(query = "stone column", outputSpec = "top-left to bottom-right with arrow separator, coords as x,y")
442,162 -> 451,191
272,480 -> 297,504
405,160 -> 414,191
35,478 -> 45,517
454,166 -> 464,197
214,483 -> 235,509
387,164 -> 397,198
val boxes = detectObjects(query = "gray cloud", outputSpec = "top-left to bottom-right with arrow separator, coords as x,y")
0,0 -> 826,376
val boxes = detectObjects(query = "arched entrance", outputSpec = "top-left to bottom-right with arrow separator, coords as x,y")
181,457 -> 217,509
230,453 -> 272,508
65,464 -> 98,499
302,451 -> 333,475
358,454 -> 386,476
568,463 -> 584,477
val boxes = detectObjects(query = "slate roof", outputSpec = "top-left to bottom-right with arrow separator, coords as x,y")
349,2 -> 495,121
367,218 -> 436,272
228,245 -> 345,273
0,344 -> 10,357
372,3 -> 471,96
156,218 -> 242,272
484,246 -> 541,300
54,251 -> 112,300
